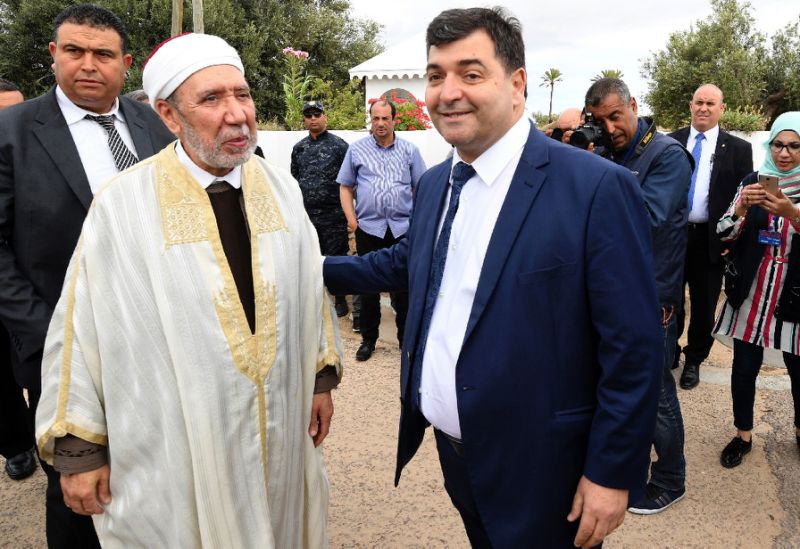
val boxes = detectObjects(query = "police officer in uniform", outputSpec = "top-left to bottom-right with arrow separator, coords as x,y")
291,101 -> 350,317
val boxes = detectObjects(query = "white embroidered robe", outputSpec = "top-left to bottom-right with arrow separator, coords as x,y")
35,146 -> 342,548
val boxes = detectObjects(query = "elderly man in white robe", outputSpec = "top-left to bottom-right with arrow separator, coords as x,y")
35,33 -> 343,548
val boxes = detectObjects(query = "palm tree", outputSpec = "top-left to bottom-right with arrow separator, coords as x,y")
539,68 -> 563,122
591,69 -> 625,82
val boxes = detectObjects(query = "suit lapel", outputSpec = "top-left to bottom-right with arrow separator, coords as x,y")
676,127 -> 689,147
463,127 -> 546,343
406,161 -> 451,353
32,89 -> 93,210
709,129 -> 729,190
119,97 -> 157,158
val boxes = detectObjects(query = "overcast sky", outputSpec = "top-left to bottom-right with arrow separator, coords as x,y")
347,0 -> 795,115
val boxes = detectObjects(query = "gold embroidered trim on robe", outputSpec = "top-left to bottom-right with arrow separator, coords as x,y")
154,146 -> 286,483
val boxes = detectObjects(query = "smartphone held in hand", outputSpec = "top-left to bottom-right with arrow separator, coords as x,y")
759,174 -> 780,196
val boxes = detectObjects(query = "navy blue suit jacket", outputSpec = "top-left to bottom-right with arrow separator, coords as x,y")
325,123 -> 662,547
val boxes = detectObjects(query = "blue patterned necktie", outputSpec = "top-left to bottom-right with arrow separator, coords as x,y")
85,114 -> 139,171
414,161 -> 475,365
688,132 -> 705,211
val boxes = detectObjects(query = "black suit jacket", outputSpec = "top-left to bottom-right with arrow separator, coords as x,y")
668,126 -> 753,261
0,88 -> 175,387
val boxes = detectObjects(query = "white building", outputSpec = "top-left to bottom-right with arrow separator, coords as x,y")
349,32 -> 427,112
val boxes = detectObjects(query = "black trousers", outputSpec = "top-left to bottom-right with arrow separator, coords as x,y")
0,330 -> 33,458
310,219 -> 349,308
731,339 -> 800,431
355,227 -> 408,345
678,223 -> 724,365
25,374 -> 101,548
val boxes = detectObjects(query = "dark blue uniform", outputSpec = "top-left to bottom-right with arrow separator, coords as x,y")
291,130 -> 349,256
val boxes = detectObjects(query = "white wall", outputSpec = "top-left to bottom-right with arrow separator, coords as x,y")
257,129 -> 451,174
257,128 -> 771,177
730,131 -> 769,171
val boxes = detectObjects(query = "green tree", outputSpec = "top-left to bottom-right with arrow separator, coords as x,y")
308,77 -> 366,130
539,67 -> 562,123
591,69 -> 624,81
763,18 -> 800,121
0,0 -> 64,98
234,0 -> 381,121
641,0 -> 769,129
0,0 -> 380,123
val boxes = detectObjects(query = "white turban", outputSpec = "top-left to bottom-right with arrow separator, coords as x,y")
142,33 -> 244,102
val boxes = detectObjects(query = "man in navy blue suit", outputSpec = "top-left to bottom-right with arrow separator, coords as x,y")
324,7 -> 662,548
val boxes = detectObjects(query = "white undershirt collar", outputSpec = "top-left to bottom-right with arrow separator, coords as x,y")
55,85 -> 124,124
175,141 -> 242,189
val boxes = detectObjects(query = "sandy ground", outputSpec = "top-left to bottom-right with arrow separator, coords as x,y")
2,299 -> 799,548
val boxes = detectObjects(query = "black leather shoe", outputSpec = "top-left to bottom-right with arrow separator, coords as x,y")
4,448 -> 37,480
679,362 -> 700,390
720,436 -> 752,468
334,300 -> 349,318
356,340 -> 376,361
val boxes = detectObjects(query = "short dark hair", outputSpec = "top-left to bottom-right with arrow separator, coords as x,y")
0,77 -> 20,93
369,99 -> 396,119
585,78 -> 631,108
54,4 -> 131,54
426,7 -> 525,75
124,89 -> 149,103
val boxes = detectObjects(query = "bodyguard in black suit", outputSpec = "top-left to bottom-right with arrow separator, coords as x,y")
0,5 -> 173,547
669,84 -> 753,389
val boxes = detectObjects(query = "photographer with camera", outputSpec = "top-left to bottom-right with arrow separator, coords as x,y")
584,78 -> 693,516
545,107 -> 583,144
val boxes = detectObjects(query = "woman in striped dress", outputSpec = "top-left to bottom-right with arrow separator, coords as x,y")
713,111 -> 800,468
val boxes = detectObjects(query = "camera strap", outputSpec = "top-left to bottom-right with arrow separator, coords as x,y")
622,121 -> 657,165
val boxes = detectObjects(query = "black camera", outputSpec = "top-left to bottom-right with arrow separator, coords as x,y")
569,116 -> 610,150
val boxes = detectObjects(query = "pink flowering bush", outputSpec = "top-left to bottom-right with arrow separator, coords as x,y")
282,46 -> 313,129
282,47 -> 309,60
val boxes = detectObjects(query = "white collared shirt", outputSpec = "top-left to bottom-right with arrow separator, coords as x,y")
687,124 -> 719,223
419,115 -> 530,440
55,86 -> 139,195
175,141 -> 242,189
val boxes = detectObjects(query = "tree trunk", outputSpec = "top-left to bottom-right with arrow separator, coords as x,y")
192,0 -> 204,33
548,85 -> 555,122
171,0 -> 183,36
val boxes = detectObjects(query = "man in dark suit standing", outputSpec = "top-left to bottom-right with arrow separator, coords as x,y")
0,78 -> 38,484
0,4 -> 173,547
324,7 -> 661,548
669,84 -> 753,390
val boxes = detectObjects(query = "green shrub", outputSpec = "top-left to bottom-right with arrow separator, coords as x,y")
720,105 -> 768,132
530,111 -> 556,128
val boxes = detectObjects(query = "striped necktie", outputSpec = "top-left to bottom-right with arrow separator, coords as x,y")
85,114 -> 139,172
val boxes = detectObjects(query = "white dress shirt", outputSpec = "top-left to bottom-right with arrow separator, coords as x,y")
420,115 -> 529,439
687,124 -> 719,223
175,141 -> 242,189
55,86 -> 139,195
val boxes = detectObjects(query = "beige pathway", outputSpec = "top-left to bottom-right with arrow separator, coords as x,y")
2,311 -> 799,547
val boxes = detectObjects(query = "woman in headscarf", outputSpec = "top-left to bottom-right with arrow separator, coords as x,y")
714,111 -> 800,468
